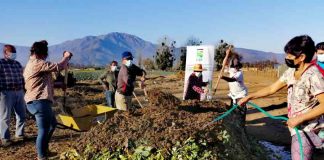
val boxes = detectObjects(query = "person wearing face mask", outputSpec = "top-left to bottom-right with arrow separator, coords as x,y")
98,61 -> 119,107
314,42 -> 324,74
23,40 -> 72,160
115,51 -> 146,111
221,54 -> 247,105
238,35 -> 324,160
221,54 -> 247,124
0,44 -> 26,147
184,64 -> 208,100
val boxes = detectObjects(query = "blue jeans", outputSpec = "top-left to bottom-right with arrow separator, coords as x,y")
27,99 -> 57,158
105,90 -> 115,107
0,90 -> 26,140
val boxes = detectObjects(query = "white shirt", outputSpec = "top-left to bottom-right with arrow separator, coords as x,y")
227,68 -> 248,100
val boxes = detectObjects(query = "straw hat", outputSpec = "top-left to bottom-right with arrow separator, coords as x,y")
193,64 -> 206,72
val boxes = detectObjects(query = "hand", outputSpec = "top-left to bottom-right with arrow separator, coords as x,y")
225,45 -> 232,55
287,116 -> 304,128
238,96 -> 250,107
203,88 -> 209,93
102,85 -> 108,91
140,76 -> 146,82
63,51 -> 73,59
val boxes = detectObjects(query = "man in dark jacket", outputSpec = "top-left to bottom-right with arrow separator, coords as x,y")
98,61 -> 119,107
115,51 -> 146,110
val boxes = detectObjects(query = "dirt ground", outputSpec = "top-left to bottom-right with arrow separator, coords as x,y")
0,70 -> 322,159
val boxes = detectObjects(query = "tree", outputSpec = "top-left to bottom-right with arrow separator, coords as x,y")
178,36 -> 202,71
214,40 -> 235,70
136,50 -> 143,67
142,58 -> 155,70
155,36 -> 176,70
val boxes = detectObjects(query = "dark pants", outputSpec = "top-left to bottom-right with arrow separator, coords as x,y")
27,99 -> 57,159
230,98 -> 247,127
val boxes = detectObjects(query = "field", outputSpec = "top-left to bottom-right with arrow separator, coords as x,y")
0,69 -> 323,159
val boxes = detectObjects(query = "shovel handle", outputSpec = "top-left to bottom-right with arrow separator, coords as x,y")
61,64 -> 73,115
213,46 -> 232,95
133,92 -> 144,108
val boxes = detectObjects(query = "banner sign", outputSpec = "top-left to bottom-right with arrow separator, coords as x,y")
183,45 -> 215,100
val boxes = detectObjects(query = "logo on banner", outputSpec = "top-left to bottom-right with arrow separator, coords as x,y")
196,49 -> 204,62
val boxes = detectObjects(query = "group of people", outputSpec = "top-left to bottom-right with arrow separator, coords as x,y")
0,42 -> 146,159
183,35 -> 324,160
98,51 -> 146,110
0,40 -> 72,160
1,34 -> 324,160
238,35 -> 324,160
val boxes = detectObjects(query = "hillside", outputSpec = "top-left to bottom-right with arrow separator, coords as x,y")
1,33 -> 284,66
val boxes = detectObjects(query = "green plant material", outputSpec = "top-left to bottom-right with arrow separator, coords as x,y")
221,130 -> 230,144
170,138 -> 212,160
72,70 -> 105,81
59,149 -> 81,160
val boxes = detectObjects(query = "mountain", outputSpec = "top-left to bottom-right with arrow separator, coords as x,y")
235,48 -> 285,64
0,32 -> 285,66
49,32 -> 157,66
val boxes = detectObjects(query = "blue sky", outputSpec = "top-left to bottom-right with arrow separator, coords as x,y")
1,0 -> 324,53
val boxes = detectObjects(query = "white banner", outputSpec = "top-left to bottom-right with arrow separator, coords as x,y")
183,45 -> 215,100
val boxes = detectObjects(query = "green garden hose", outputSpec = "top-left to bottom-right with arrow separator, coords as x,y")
212,102 -> 304,160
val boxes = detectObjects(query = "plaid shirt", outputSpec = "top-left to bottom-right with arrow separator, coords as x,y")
0,58 -> 24,90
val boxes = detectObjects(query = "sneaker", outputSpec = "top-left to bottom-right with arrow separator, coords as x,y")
1,139 -> 12,147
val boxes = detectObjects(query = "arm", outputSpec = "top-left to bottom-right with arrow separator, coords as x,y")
193,86 -> 204,94
221,76 -> 236,82
287,93 -> 324,128
238,79 -> 287,106
98,71 -> 109,90
39,52 -> 72,72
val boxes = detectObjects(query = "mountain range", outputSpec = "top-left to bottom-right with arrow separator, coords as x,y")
0,32 -> 284,66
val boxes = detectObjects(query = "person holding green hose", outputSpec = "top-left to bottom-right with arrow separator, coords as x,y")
239,35 -> 324,160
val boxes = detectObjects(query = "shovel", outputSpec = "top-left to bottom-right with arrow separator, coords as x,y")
61,64 -> 73,115
133,92 -> 144,108
213,45 -> 232,96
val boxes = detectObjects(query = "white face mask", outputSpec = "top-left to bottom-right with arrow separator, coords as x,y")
8,52 -> 16,60
195,72 -> 202,77
229,67 -> 237,73
317,54 -> 324,62
125,60 -> 132,67
111,66 -> 117,71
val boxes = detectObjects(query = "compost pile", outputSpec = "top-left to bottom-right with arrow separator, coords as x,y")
74,90 -> 266,159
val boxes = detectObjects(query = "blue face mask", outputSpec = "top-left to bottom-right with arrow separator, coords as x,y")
317,54 -> 324,69
8,52 -> 16,60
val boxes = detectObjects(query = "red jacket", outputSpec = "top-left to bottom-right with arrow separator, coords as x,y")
311,60 -> 324,76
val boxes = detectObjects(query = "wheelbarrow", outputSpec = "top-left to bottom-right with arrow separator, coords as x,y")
57,104 -> 117,132
56,64 -> 117,132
